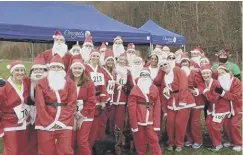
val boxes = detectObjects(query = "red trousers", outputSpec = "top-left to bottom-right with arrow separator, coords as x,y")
223,113 -> 242,146
37,130 -> 73,155
3,127 -> 31,155
114,105 -> 126,131
132,125 -> 162,155
186,108 -> 203,144
166,108 -> 190,147
72,121 -> 93,155
26,124 -> 38,155
206,115 -> 225,146
88,116 -> 100,148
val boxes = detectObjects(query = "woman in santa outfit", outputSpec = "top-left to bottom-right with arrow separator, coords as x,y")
69,59 -> 96,155
199,64 -> 231,152
160,59 -> 195,152
35,54 -> 77,155
27,57 -> 48,155
215,65 -> 242,152
128,68 -> 162,155
84,49 -> 110,148
179,53 -> 204,149
0,60 -> 31,155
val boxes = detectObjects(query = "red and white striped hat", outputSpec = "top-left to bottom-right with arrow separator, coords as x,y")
83,31 -> 93,47
104,48 -> 115,63
7,60 -> 26,73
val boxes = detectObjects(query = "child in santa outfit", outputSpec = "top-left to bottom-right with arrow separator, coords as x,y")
69,59 -> 96,155
215,65 -> 242,152
160,59 -> 195,152
200,64 -> 231,152
37,30 -> 72,72
0,60 -> 31,155
180,53 -> 204,149
84,49 -> 110,149
35,54 -> 77,155
27,57 -> 48,155
128,68 -> 162,155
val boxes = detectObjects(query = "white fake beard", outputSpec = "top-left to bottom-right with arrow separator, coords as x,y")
81,47 -> 92,63
191,57 -> 201,65
218,73 -> 232,91
113,45 -> 125,58
52,42 -> 68,58
47,70 -> 66,91
131,65 -> 143,79
175,55 -> 182,63
116,64 -> 128,78
100,52 -> 105,65
127,54 -> 136,66
137,77 -> 152,94
168,60 -> 176,68
181,66 -> 191,77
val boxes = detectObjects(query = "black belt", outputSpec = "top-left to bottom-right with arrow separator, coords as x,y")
171,90 -> 179,94
137,102 -> 154,110
95,88 -> 101,96
3,112 -> 15,114
46,102 -> 66,108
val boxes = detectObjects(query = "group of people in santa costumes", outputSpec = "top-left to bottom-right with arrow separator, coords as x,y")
0,30 -> 242,155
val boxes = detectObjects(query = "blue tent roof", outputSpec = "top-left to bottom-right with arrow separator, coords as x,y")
139,20 -> 185,45
0,1 -> 150,43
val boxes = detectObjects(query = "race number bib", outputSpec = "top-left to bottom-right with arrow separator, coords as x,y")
13,104 -> 30,124
90,72 -> 105,86
212,114 -> 226,123
76,100 -> 84,113
107,80 -> 115,94
116,75 -> 127,85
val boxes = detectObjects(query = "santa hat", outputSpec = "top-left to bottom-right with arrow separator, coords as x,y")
215,49 -> 229,57
180,52 -> 190,63
83,31 -> 93,47
49,54 -> 65,69
155,44 -> 162,49
159,59 -> 169,66
175,49 -> 183,55
70,59 -> 85,70
191,46 -> 204,54
200,56 -> 210,64
31,57 -> 47,70
52,30 -> 64,40
162,46 -> 170,51
100,42 -> 108,52
7,60 -> 26,74
113,36 -> 123,43
167,52 -> 175,59
217,64 -> 229,72
104,48 -> 115,63
200,64 -> 212,73
140,68 -> 150,75
127,43 -> 135,52
133,56 -> 143,62
90,49 -> 100,57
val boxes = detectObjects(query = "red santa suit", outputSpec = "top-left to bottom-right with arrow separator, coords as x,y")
35,55 -> 77,155
128,68 -> 162,155
0,61 -> 32,155
37,31 -> 72,72
162,66 -> 195,148
200,65 -> 231,147
84,50 -> 110,147
216,66 -> 242,147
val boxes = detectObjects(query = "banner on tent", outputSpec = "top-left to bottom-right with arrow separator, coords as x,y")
162,36 -> 177,44
64,30 -> 85,40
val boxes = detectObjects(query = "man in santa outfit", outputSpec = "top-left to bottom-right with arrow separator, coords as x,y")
190,47 -> 203,69
129,56 -> 144,85
0,60 -> 31,155
69,42 -> 82,57
37,30 -> 71,72
80,31 -> 94,63
99,42 -> 108,65
159,59 -> 195,152
175,49 -> 183,66
112,36 -> 125,58
35,54 -> 77,155
128,68 -> 162,155
166,52 -> 177,69
212,49 -> 241,80
215,65 -> 242,152
199,64 -> 231,152
126,43 -> 137,66
180,53 -> 204,149
27,57 -> 48,155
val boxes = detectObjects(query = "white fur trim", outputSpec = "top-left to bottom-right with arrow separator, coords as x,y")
90,51 -> 100,56
31,64 -> 47,69
0,132 -> 4,137
49,62 -> 65,69
53,35 -> 64,40
83,42 -> 93,47
6,65 -> 11,70
221,90 -> 226,97
200,58 -> 209,63
140,70 -> 150,75
201,69 -> 212,73
104,56 -> 115,64
192,105 -> 205,109
85,31 -> 91,37
194,88 -> 199,96
179,102 -> 187,106
9,64 -> 26,73
131,128 -> 138,132
154,128 -> 160,131
202,88 -> 209,94
190,50 -> 200,53
70,62 -> 85,70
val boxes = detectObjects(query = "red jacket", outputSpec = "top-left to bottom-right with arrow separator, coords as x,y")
128,84 -> 161,132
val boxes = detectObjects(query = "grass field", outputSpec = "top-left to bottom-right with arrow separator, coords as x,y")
0,59 -> 242,155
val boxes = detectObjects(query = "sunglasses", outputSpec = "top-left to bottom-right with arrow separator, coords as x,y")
167,57 -> 175,60
160,63 -> 168,67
